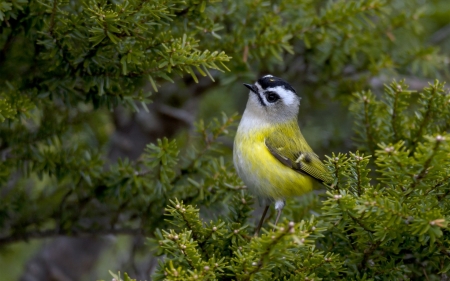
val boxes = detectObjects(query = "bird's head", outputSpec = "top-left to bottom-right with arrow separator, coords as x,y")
243,75 -> 300,123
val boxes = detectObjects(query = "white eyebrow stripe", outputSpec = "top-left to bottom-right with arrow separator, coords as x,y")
254,82 -> 263,92
262,74 -> 273,78
266,86 -> 298,106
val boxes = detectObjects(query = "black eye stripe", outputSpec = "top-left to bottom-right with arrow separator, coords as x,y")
256,93 -> 266,106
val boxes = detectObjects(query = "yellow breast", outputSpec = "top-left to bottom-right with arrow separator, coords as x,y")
233,128 -> 314,200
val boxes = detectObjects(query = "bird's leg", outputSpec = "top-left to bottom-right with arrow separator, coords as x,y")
273,199 -> 286,230
254,205 -> 270,237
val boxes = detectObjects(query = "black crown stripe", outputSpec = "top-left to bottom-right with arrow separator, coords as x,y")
257,76 -> 296,94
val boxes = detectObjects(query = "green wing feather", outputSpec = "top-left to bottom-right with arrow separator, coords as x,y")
264,122 -> 332,185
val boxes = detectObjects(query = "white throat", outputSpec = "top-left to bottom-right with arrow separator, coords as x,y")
238,107 -> 271,132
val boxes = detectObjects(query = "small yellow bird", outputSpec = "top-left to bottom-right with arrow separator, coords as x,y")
233,75 -> 332,235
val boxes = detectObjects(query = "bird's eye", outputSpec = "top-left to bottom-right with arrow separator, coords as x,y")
266,92 -> 280,103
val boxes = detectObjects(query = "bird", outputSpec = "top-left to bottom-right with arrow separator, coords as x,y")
233,75 -> 332,236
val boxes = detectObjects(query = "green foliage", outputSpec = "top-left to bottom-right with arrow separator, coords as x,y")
153,200 -> 343,280
2,0 -> 230,108
154,81 -> 450,280
1,0 -> 448,111
350,80 -> 450,154
2,0 -> 450,279
0,111 -> 240,243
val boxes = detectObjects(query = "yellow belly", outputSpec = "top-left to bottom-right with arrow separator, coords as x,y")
233,130 -> 314,200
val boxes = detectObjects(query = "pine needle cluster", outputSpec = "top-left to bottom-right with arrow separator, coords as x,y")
149,81 -> 450,280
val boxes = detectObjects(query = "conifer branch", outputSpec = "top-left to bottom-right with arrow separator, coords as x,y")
424,174 -> 450,196
49,0 -> 58,35
332,159 -> 341,190
171,114 -> 238,185
411,101 -> 433,150
197,229 -> 214,256
242,224 -> 294,281
56,188 -> 74,233
390,86 -> 401,143
176,243 -> 196,270
359,241 -> 381,270
299,1 -> 385,35
438,189 -> 450,202
356,161 -> 362,196
294,258 -> 326,274
408,138 -> 441,191
362,96 -> 376,155
348,211 -> 375,233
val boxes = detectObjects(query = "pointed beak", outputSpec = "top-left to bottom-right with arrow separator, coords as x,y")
243,83 -> 258,94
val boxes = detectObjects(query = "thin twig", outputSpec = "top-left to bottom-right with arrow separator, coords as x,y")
410,87 -> 436,152
243,225 -> 294,281
348,212 -> 375,233
391,88 -> 400,143
363,98 -> 376,156
408,141 -> 441,191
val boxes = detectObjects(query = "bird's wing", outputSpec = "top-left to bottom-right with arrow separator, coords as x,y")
265,132 -> 332,185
